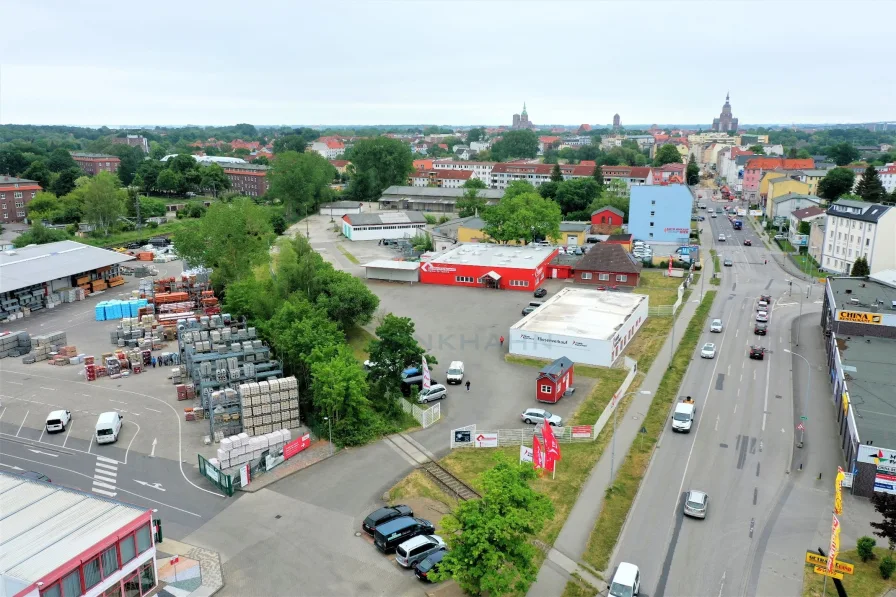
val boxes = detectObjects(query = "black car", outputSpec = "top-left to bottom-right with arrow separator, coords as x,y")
533,288 -> 547,298
414,549 -> 448,582
521,306 -> 537,316
749,346 -> 765,360
760,294 -> 772,303
17,471 -> 51,483
754,322 -> 767,335
743,239 -> 752,246
362,505 -> 413,535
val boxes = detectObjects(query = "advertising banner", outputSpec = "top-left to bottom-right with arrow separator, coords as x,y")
283,433 -> 312,460
520,445 -> 534,464
533,435 -> 545,472
474,432 -> 498,448
422,356 -> 431,390
835,467 -> 844,515
572,425 -> 593,438
828,514 -> 840,572
858,445 -> 896,494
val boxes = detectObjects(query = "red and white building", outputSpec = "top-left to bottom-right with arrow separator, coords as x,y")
223,163 -> 270,197
419,243 -> 557,291
71,153 -> 121,176
535,357 -> 574,404
0,472 -> 157,597
432,159 -> 495,184
742,158 -> 814,203
509,287 -> 649,367
1,176 -> 42,223
311,138 -> 346,159
879,162 -> 896,194
409,169 -> 473,189
490,163 -> 596,190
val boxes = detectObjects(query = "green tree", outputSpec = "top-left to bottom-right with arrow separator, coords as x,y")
25,192 -> 62,222
851,256 -> 870,276
314,267 -> 380,329
653,144 -> 683,166
482,191 -> 562,244
490,129 -> 539,161
554,178 -> 600,215
606,177 -> 630,199
198,163 -> 232,197
882,556 -> 896,580
366,314 -> 436,385
82,172 -> 127,236
462,177 -> 487,190
870,489 -> 896,551
0,148 -> 29,176
346,137 -> 414,201
155,169 -> 181,196
857,536 -> 877,562
173,197 -> 274,289
107,145 -> 145,186
167,153 -> 200,175
796,149 -> 812,159
267,150 -> 335,218
136,160 -> 164,194
826,142 -> 860,166
550,163 -> 563,183
686,154 -> 700,185
273,135 -> 308,154
432,455 -> 554,595
457,187 -> 487,218
46,148 -> 78,173
817,167 -> 856,200
12,223 -> 70,247
310,344 -> 374,446
798,221 -> 812,235
466,127 -> 486,143
50,167 -> 79,197
410,231 -> 434,253
855,164 -> 886,202
504,180 -> 537,200
137,196 -> 167,218
22,160 -> 52,190
538,181 -> 559,200
592,163 -> 605,189
748,145 -> 765,155
251,155 -> 271,165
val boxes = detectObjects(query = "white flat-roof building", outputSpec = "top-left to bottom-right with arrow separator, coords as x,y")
509,287 -> 649,366
363,260 -> 420,283
341,211 -> 428,242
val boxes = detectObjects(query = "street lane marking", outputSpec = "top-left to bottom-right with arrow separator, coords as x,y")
123,420 -> 140,464
95,474 -> 117,484
39,387 -> 56,391
16,411 -> 29,437
28,448 -> 58,457
134,479 -> 166,492
96,455 -> 117,464
150,438 -> 157,458
93,480 -> 116,490
109,400 -> 126,404
715,415 -> 719,431
6,381 -> 22,385
144,408 -> 161,413
96,461 -> 117,472
92,488 -> 118,497
63,421 -> 73,447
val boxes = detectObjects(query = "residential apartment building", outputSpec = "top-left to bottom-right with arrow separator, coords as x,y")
809,218 -> 825,264
767,177 -> 811,206
649,163 -> 686,185
628,184 -> 693,243
793,169 -> 830,196
717,147 -> 755,192
788,205 -> 826,250
743,158 -> 814,203
110,134 -> 149,153
490,163 -> 595,189
769,192 -> 820,222
879,163 -> 896,193
558,136 -> 592,149
71,152 -> 121,175
0,175 -> 42,223
223,163 -> 270,197
821,199 -> 896,275
311,139 -> 346,159
432,160 -> 495,184
409,169 -> 473,189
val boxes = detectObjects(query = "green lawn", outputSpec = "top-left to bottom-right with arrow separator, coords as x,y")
505,354 -> 616,380
345,325 -> 375,363
634,270 -> 682,307
791,253 -> 828,280
709,250 -> 721,286
803,548 -> 896,597
80,220 -> 191,248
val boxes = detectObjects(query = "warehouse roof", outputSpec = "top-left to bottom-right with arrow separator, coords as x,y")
426,243 -> 556,270
828,276 -> 896,313
381,185 -> 504,200
512,287 -> 647,342
0,472 -> 148,589
362,260 -> 420,271
0,241 -> 134,294
344,211 -> 427,226
838,337 -> 896,449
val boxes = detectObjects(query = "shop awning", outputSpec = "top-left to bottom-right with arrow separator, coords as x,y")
484,271 -> 501,280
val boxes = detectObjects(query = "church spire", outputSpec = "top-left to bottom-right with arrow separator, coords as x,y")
522,102 -> 528,116
726,91 -> 730,102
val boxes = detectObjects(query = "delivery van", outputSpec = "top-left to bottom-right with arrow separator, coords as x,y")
95,411 -> 123,444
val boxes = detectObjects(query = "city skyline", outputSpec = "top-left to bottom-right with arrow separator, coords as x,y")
1,0 -> 894,126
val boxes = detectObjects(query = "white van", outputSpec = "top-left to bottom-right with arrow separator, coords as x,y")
95,411 -> 123,444
446,361 -> 465,385
609,562 -> 641,597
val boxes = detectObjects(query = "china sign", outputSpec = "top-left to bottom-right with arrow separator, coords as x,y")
836,310 -> 882,325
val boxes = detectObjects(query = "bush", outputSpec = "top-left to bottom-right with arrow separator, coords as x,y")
270,212 -> 287,235
880,555 -> 896,580
147,221 -> 159,229
857,536 -> 876,562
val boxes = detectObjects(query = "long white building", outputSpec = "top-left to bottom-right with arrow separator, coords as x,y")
821,199 -> 896,275
341,211 -> 428,242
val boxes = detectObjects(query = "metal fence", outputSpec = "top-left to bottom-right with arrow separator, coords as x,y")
198,454 -> 235,496
397,398 -> 441,428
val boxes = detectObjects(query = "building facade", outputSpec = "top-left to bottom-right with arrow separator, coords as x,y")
432,160 -> 495,183
379,185 -> 503,213
341,211 -> 427,241
743,158 -> 814,203
711,93 -> 739,132
0,175 -> 42,223
821,199 -> 896,275
628,184 -> 693,243
409,169 -> 473,188
512,103 -> 534,130
879,163 -> 896,193
767,191 -> 819,222
311,139 -> 346,159
573,243 -> 642,287
223,163 -> 270,197
490,163 -> 595,190
110,135 -> 149,153
419,243 -> 556,291
71,152 -> 121,176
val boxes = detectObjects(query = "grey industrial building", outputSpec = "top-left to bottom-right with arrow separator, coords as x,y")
378,185 -> 503,213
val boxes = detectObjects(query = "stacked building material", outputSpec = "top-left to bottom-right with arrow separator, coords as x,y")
0,331 -> 31,359
212,429 -> 292,471
27,331 -> 67,363
95,299 -> 150,321
239,377 -> 300,437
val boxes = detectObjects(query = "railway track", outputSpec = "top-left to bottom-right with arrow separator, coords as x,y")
384,434 -> 480,502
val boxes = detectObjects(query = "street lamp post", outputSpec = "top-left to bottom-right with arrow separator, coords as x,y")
786,279 -> 808,346
785,349 -> 811,448
323,416 -> 333,455
611,390 -> 652,482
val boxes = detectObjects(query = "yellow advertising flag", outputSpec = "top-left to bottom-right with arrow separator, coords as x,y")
834,467 -> 845,515
828,514 -> 841,573
842,392 -> 849,415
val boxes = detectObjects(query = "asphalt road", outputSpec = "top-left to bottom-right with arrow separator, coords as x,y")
611,196 -> 827,596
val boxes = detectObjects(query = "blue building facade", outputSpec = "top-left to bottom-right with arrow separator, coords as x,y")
628,185 -> 694,243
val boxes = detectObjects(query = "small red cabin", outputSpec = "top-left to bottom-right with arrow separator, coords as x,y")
536,357 -> 574,403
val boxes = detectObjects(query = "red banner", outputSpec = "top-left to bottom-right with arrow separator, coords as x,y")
542,419 -> 561,463
533,435 -> 545,473
283,433 -> 311,460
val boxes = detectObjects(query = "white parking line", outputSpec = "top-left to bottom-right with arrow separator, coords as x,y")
63,421 -> 73,447
16,411 -> 29,437
6,381 -> 22,386
39,387 -> 56,391
144,407 -> 161,413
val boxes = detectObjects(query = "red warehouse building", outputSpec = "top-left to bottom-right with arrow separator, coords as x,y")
1,176 -> 42,223
71,152 -> 121,175
535,356 -> 574,403
419,243 -> 558,291
590,206 -> 624,228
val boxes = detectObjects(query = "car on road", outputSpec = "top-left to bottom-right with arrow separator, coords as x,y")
711,213 -> 717,218
446,361 -> 464,384
754,322 -> 768,335
417,384 -> 447,404
15,471 -> 51,483
362,505 -> 414,535
95,411 -> 123,444
723,257 -> 733,266
710,319 -> 723,332
700,342 -> 716,359
414,549 -> 447,582
520,408 -> 562,426
45,410 -> 71,433
718,234 -> 726,241
760,294 -> 771,303
683,489 -> 709,519
534,287 -> 547,298
756,310 -> 769,322
672,398 -> 696,432
749,346 -> 765,360
521,305 -> 537,316
774,234 -> 786,240
396,534 -> 447,568
609,562 -> 641,597
743,239 -> 752,246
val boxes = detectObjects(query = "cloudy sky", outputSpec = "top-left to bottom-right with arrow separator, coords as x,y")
1,0 -> 893,127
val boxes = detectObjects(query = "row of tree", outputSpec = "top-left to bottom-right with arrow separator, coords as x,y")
818,164 -> 896,203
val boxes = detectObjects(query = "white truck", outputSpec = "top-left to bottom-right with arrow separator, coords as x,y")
446,361 -> 465,384
672,398 -> 696,433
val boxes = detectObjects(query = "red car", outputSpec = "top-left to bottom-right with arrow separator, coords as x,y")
743,239 -> 752,246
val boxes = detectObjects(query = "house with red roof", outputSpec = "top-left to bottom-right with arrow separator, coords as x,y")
329,160 -> 351,173
538,136 -> 561,153
743,158 -> 814,204
590,206 -> 625,233
490,163 -> 596,190
409,169 -> 473,189
311,139 -> 346,159
1,175 -> 42,223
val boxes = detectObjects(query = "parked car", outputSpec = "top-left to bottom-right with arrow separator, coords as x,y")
749,346 -> 765,360
710,319 -> 723,333
414,549 -> 448,582
45,410 -> 71,433
521,306 -> 537,316
757,300 -> 768,311
520,408 -> 562,426
754,322 -> 768,335
756,310 -> 769,322
395,534 -> 446,568
718,234 -> 726,241
362,505 -> 413,535
774,234 -> 786,240
446,361 -> 464,384
533,287 -> 547,298
743,239 -> 752,246
417,384 -> 447,404
700,343 -> 716,359
373,517 -> 436,553
683,489 -> 709,519
760,294 -> 772,303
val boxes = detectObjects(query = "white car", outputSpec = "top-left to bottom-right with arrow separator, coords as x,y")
710,318 -> 723,333
757,300 -> 768,311
711,213 -> 717,218
700,343 -> 716,359
446,361 -> 465,384
45,410 -> 72,433
756,310 -> 769,322
520,408 -> 562,426
683,489 -> 709,519
718,234 -> 726,241
417,384 -> 447,404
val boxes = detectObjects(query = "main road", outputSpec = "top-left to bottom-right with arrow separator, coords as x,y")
611,195 -> 824,596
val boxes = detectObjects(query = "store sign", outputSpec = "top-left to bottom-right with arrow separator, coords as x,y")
572,425 -> 592,438
520,445 -> 534,463
420,262 -> 456,273
283,433 -> 312,460
519,333 -> 589,350
836,310 -> 882,325
857,445 -> 896,495
664,227 -> 690,234
454,429 -> 472,444
474,433 -> 498,448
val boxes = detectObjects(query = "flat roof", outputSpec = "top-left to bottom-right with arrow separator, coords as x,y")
1,241 -> 135,295
381,185 -> 504,200
839,336 -> 896,448
429,243 -> 555,270
0,472 -> 148,588
828,277 -> 896,314
362,260 -> 420,270
345,211 -> 427,226
511,287 -> 647,342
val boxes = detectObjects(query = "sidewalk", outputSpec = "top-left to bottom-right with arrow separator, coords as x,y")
155,538 -> 224,597
528,225 -> 718,596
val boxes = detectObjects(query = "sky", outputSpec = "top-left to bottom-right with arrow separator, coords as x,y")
1,0 -> 894,127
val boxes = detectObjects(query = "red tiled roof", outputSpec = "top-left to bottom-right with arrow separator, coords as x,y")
653,134 -> 670,143
745,158 -> 814,171
579,160 -> 597,166
326,140 -> 345,149
433,160 -> 496,167
661,163 -> 685,172
539,136 -> 561,144
667,174 -> 684,184
792,206 -> 826,220
329,160 -> 350,167
438,143 -> 448,149
579,124 -> 592,131
436,170 -> 473,180
730,147 -> 754,158
629,167 -> 651,179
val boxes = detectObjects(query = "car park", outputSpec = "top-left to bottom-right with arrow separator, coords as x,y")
710,319 -> 723,333
362,505 -> 414,536
756,310 -> 769,322
609,562 -> 641,597
414,549 -> 447,582
520,408 -> 562,426
373,516 -> 436,553
754,322 -> 768,335
45,410 -> 71,433
723,258 -> 733,266
533,287 -> 547,298
417,384 -> 447,403
749,346 -> 765,360
743,239 -> 752,246
395,534 -> 446,568
718,234 -> 726,241
683,489 -> 709,519
700,343 -> 716,359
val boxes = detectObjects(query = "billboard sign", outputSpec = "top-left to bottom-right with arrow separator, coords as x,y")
858,445 -> 896,494
520,445 -> 534,463
836,310 -> 883,325
283,433 -> 312,460
474,433 -> 498,448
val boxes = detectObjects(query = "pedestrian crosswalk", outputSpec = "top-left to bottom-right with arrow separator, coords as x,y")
92,456 -> 118,498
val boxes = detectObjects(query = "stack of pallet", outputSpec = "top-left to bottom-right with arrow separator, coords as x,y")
25,331 -> 67,364
0,331 -> 31,359
212,428 -> 292,471
239,377 -> 300,437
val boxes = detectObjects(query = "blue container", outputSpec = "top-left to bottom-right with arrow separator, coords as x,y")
95,301 -> 107,321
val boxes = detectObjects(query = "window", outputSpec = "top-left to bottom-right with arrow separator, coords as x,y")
83,557 -> 102,589
651,200 -> 656,205
14,191 -> 22,199
866,238 -> 870,246
104,585 -> 122,597
123,573 -> 140,597
649,233 -> 654,238
31,191 -> 36,198
15,201 -> 24,208
139,562 -> 156,595
120,534 -> 136,563
650,211 -> 655,216
455,276 -> 474,283
616,275 -> 627,282
581,272 -> 592,280
649,221 -> 654,227
510,280 -> 529,287
599,273 -> 610,281
101,545 -> 119,577
61,570 -> 81,597
41,585 -> 61,597
540,384 -> 552,394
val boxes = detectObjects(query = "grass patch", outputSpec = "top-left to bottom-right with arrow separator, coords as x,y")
336,243 -> 360,264
582,290 -> 717,571
504,354 -> 610,380
389,469 -> 458,509
81,220 -> 190,248
709,249 -> 722,286
562,577 -> 599,597
802,548 -> 896,597
345,325 -> 376,363
570,367 -> 629,426
791,253 -> 828,280
619,316 -> 671,373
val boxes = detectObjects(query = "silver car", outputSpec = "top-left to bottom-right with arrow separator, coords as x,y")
700,342 -> 716,359
710,318 -> 723,333
521,408 -> 562,426
417,384 -> 447,404
684,489 -> 709,519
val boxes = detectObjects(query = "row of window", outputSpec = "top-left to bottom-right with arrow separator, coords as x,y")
581,273 -> 628,282
508,280 -> 529,287
2,211 -> 26,218
0,191 -> 36,199
828,232 -> 873,245
1,201 -> 25,208
41,524 -> 152,597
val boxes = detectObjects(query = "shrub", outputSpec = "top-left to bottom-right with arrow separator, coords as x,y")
880,555 -> 895,580
857,536 -> 876,562
147,221 -> 159,229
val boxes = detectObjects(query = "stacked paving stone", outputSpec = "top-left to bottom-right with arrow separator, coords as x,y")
25,331 -> 67,364
211,429 -> 292,471
0,331 -> 31,359
238,377 -> 300,437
